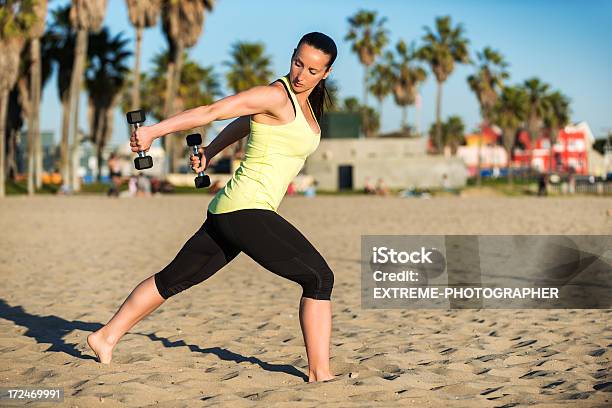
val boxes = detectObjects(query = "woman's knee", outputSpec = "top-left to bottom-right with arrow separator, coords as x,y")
298,252 -> 334,300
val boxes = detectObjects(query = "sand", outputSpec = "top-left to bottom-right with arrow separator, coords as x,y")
0,194 -> 610,407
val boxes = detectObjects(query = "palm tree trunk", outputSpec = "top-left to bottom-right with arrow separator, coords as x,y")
435,81 -> 443,153
528,137 -> 534,179
0,90 -> 8,197
98,101 -> 115,181
96,141 -> 103,183
506,147 -> 513,187
68,29 -> 89,192
64,29 -> 87,191
401,106 -> 407,132
502,128 -> 514,187
163,53 -> 177,175
171,41 -> 185,173
28,37 -> 42,195
8,129 -> 18,180
476,120 -> 484,186
27,123 -> 35,194
60,94 -> 70,188
95,107 -> 107,183
35,129 -> 43,188
131,26 -> 143,110
362,64 -> 368,137
378,99 -> 383,133
548,128 -> 557,174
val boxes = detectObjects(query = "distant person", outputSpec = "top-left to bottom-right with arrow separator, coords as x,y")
537,172 -> 548,196
364,177 -> 376,194
375,178 -> 389,196
107,152 -> 122,197
304,180 -> 318,197
88,32 -> 337,383
128,175 -> 138,197
137,173 -> 152,197
568,173 -> 576,194
287,181 -> 297,196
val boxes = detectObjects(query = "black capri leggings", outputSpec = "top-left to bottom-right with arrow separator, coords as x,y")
154,209 -> 334,300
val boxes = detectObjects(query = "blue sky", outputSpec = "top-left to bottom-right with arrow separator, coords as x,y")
40,0 -> 612,147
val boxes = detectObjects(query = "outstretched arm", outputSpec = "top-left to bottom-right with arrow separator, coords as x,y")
152,85 -> 285,138
130,84 -> 285,154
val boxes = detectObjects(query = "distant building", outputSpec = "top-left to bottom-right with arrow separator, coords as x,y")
456,121 -> 603,176
456,125 -> 507,177
513,121 -> 597,175
304,137 -> 467,191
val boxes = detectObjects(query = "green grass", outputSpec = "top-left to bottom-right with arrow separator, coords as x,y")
4,180 -> 130,195
466,176 -> 536,187
5,180 -> 59,195
5,177 -> 601,198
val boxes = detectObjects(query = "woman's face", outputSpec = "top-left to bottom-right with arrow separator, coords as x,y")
289,43 -> 332,94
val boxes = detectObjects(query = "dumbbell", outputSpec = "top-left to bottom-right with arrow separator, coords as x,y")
126,109 -> 153,170
186,133 -> 211,188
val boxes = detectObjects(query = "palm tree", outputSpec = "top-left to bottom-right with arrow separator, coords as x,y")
467,47 -> 509,185
323,77 -> 340,111
44,6 -> 76,193
121,49 -> 222,159
345,9 -> 388,137
0,0 -> 36,197
387,40 -> 427,135
67,0 -> 108,192
85,27 -> 132,181
428,116 -> 465,156
493,85 -> 528,186
6,88 -> 24,182
368,59 -> 393,131
10,17 -> 53,194
126,0 -> 161,110
340,97 -> 379,137
417,15 -> 470,153
23,0 -> 48,194
161,0 -> 215,173
542,90 -> 570,174
443,115 -> 465,155
224,40 -> 273,155
523,77 -> 550,176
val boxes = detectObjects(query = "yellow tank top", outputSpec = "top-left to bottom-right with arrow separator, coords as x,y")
207,75 -> 321,214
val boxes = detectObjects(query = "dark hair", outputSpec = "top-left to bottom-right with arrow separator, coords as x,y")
295,32 -> 337,121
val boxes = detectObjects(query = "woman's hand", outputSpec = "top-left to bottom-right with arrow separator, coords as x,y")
130,126 -> 156,153
190,146 -> 209,174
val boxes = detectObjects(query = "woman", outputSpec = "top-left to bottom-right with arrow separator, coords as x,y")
87,32 -> 337,383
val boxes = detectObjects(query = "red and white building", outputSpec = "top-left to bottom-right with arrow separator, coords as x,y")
455,121 -> 601,176
513,122 -> 594,174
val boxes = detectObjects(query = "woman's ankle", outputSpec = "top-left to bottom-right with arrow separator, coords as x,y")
307,367 -> 334,382
95,327 -> 119,347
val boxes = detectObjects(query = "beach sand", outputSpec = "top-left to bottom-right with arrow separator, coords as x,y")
0,195 -> 610,407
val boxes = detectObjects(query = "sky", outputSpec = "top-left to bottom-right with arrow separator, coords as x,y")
39,0 -> 612,148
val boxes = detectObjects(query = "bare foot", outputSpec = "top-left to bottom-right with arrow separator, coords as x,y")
87,331 -> 114,364
307,370 -> 335,383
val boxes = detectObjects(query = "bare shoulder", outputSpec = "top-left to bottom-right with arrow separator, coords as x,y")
256,81 -> 290,117
265,81 -> 288,105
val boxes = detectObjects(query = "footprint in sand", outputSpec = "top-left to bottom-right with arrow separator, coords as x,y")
519,370 -> 555,379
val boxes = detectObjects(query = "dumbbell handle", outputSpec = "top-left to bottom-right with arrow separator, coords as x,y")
191,145 -> 204,176
132,122 -> 147,158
